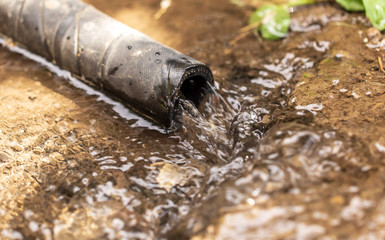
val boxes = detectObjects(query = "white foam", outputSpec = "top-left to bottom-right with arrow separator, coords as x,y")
295,103 -> 323,115
375,142 -> 385,153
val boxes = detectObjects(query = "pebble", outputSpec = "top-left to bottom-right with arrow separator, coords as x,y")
10,142 -> 24,152
155,163 -> 186,191
49,152 -> 64,162
352,91 -> 360,99
32,146 -> 44,154
0,150 -> 13,162
330,195 -> 345,205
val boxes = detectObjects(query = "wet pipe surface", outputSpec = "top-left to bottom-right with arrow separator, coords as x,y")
0,0 -> 214,127
1,0 -> 385,239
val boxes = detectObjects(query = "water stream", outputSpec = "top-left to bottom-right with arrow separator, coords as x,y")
0,34 -> 323,239
1,1 -> 385,240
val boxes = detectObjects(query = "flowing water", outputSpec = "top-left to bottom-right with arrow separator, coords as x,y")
1,1 -> 385,239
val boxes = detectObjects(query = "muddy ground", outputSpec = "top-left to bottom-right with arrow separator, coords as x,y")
1,0 -> 385,239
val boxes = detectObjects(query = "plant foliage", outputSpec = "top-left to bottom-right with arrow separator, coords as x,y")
248,0 -> 385,41
249,4 -> 290,40
363,0 -> 385,31
336,0 -> 365,11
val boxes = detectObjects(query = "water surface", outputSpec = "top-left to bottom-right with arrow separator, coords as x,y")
1,1 -> 385,239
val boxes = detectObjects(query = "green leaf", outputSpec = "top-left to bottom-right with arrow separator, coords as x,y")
287,0 -> 315,8
336,0 -> 365,11
249,4 -> 290,40
363,0 -> 385,31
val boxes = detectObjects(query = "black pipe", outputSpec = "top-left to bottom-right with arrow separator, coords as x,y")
0,0 -> 214,127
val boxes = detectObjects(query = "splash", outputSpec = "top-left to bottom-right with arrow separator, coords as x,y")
174,82 -> 236,164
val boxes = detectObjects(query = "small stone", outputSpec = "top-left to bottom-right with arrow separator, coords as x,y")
49,152 -> 64,162
352,91 -> 360,99
32,146 -> 44,154
155,163 -> 187,192
0,150 -> 12,162
366,27 -> 381,39
10,142 -> 24,152
261,115 -> 271,124
330,195 -> 345,205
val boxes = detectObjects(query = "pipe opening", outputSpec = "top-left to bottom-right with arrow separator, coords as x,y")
180,76 -> 211,108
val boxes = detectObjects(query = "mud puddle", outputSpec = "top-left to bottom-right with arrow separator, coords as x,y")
1,0 -> 385,239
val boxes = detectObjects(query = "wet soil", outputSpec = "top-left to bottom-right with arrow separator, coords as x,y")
1,0 -> 385,239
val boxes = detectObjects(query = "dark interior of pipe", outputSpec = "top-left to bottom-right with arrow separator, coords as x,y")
180,76 -> 211,107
